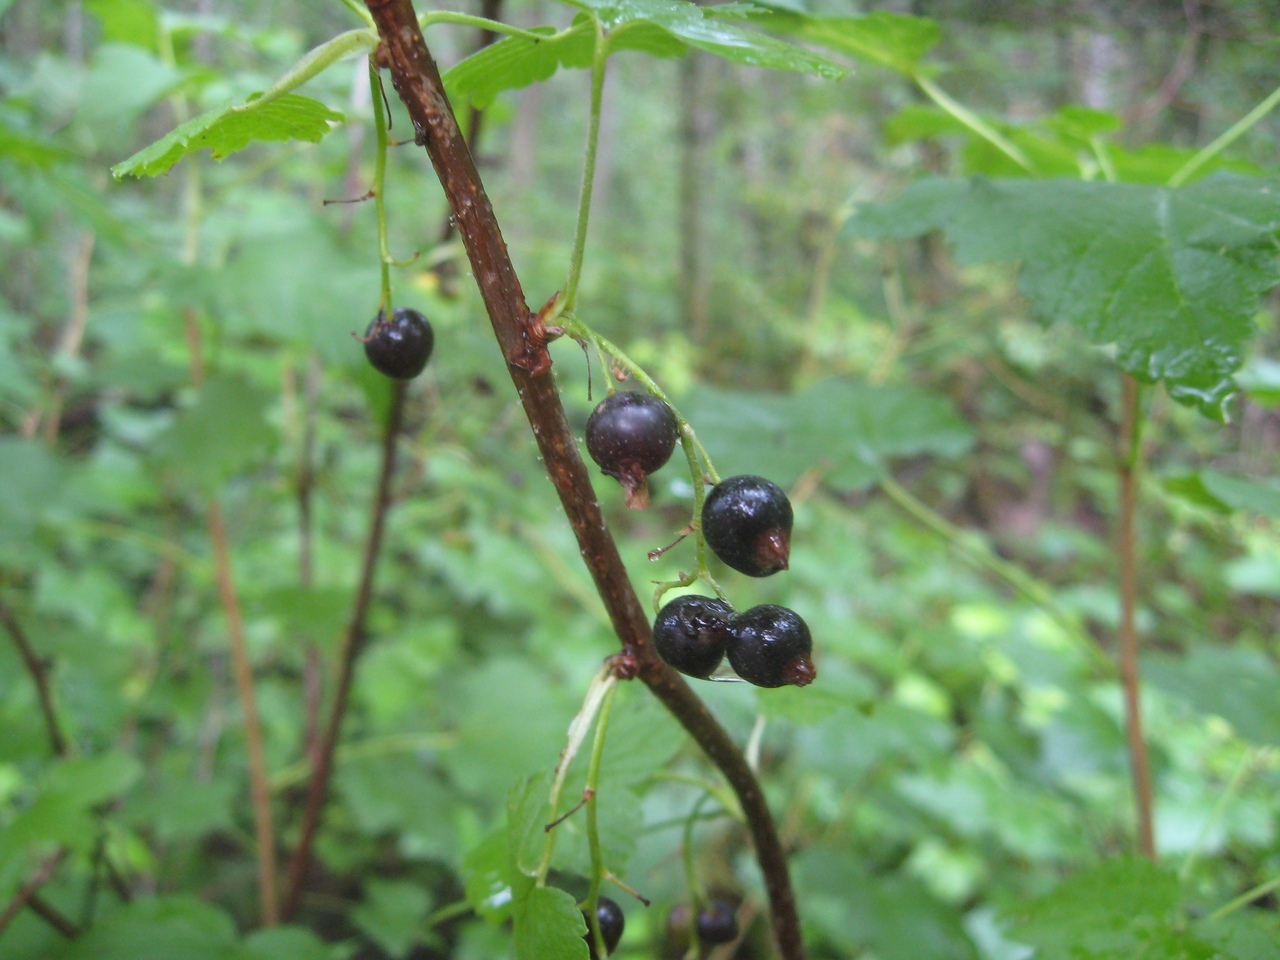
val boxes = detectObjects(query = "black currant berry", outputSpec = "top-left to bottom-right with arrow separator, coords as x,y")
582,895 -> 625,959
585,391 -> 679,509
726,604 -> 816,688
362,307 -> 434,380
652,594 -> 735,680
701,475 -> 793,577
696,899 -> 739,945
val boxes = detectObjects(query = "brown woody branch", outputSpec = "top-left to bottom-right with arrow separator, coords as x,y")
362,2 -> 806,955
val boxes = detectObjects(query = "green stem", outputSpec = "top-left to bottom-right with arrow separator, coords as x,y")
369,57 -> 394,311
1208,875 -> 1280,923
563,17 -> 608,312
339,0 -> 375,27
682,794 -> 712,906
536,669 -> 617,885
1168,82 -> 1280,187
584,681 -> 618,958
913,73 -> 1035,174
879,475 -> 1113,675
419,10 -> 549,42
1090,135 -> 1118,184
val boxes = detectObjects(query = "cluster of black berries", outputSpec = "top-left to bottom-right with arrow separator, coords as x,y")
654,593 -> 814,688
583,390 -> 815,688
361,306 -> 435,380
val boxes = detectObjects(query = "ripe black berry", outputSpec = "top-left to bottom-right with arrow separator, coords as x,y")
652,594 -> 734,680
362,307 -> 434,380
585,391 -> 679,509
726,604 -> 816,688
696,899 -> 739,945
701,475 -> 793,577
582,895 -> 625,959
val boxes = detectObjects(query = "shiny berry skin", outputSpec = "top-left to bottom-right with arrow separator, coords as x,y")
696,899 -> 739,945
701,475 -> 793,577
726,604 -> 816,688
363,307 -> 434,380
652,595 -> 734,679
582,895 -> 625,959
585,391 -> 679,509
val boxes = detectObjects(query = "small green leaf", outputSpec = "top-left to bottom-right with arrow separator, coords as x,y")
112,93 -> 343,178
513,885 -> 588,960
848,175 -> 1280,418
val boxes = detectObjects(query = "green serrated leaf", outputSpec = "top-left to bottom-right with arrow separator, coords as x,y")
847,175 -> 1280,418
444,1 -> 844,110
444,24 -> 595,111
513,885 -> 588,960
112,93 -> 343,178
687,379 -> 973,489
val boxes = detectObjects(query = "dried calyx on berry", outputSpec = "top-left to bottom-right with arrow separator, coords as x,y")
726,604 -> 816,688
585,391 -> 679,509
652,594 -> 734,680
362,306 -> 434,380
701,475 -> 793,577
582,895 -> 625,959
696,898 -> 740,945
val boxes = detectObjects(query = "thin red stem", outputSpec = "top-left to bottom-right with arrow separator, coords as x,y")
1118,374 -> 1155,859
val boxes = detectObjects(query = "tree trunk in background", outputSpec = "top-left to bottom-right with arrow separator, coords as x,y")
679,51 -> 714,344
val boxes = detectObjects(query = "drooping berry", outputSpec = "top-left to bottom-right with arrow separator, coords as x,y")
362,307 -> 434,380
726,604 -> 815,688
585,391 -> 679,509
652,594 -> 735,680
696,899 -> 740,945
582,895 -> 625,959
701,475 -> 793,577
